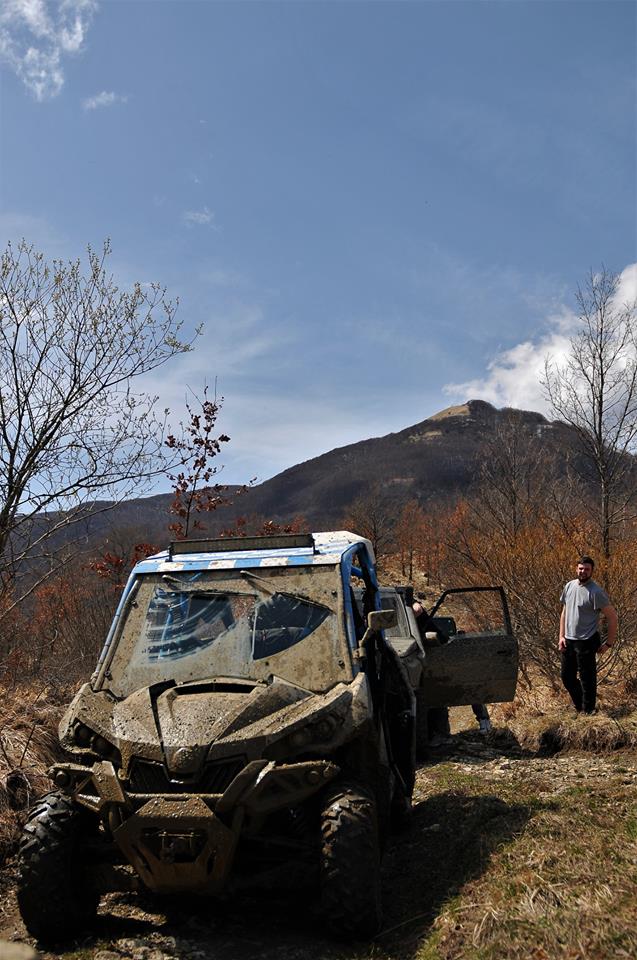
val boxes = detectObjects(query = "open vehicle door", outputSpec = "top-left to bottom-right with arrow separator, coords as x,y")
419,586 -> 518,707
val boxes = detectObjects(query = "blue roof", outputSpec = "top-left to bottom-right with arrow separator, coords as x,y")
132,530 -> 375,575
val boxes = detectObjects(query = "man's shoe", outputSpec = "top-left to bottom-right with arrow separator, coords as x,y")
478,718 -> 492,734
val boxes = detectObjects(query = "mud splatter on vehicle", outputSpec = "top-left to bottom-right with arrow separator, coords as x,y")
16,532 -> 517,944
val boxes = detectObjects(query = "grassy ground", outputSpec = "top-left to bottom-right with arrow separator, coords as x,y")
392,735 -> 637,959
2,705 -> 637,959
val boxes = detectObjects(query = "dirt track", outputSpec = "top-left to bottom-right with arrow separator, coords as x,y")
2,710 -> 636,960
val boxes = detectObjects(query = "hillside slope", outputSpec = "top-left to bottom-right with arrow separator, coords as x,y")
35,399 -> 584,547
211,399 -> 574,526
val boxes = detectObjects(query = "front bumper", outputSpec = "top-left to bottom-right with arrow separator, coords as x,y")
49,757 -> 338,893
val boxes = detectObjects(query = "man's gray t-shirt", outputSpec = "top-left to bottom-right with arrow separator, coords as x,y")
560,579 -> 610,641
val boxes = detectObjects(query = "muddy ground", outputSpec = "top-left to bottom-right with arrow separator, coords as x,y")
2,708 -> 636,960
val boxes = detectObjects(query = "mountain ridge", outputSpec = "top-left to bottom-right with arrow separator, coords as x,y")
67,398 -> 577,547
223,398 -> 568,523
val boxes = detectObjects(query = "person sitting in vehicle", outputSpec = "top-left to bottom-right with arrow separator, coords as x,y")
412,599 -> 492,737
412,599 -> 451,644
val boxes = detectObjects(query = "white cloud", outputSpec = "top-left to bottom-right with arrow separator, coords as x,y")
82,90 -> 127,111
139,301 -> 280,406
183,206 -> 214,226
217,393 -> 400,484
443,325 -> 570,415
406,241 -> 567,346
443,263 -> 637,415
0,0 -> 97,101
138,297 -> 444,486
411,94 -> 546,189
147,385 -> 417,489
617,262 -> 637,306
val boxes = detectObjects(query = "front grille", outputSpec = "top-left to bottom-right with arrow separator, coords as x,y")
128,760 -> 170,793
200,757 -> 245,792
127,756 -> 245,794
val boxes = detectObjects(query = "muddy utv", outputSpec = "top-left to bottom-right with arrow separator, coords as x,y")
17,532 -> 418,942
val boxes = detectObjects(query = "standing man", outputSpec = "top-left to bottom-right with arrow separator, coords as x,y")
559,556 -> 618,714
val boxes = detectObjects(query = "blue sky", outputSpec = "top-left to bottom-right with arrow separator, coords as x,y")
1,0 -> 635,487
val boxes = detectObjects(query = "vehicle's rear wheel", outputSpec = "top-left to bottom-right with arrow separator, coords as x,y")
319,781 -> 382,939
17,791 -> 100,943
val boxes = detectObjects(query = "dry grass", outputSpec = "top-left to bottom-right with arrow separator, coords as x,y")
369,694 -> 637,960
406,752 -> 637,960
372,700 -> 637,960
492,689 -> 637,754
0,682 -> 69,861
1,658 -> 637,960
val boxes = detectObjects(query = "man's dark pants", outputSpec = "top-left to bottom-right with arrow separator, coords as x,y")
560,632 -> 601,713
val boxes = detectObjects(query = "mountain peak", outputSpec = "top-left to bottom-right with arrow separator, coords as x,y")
427,402 -> 472,421
427,399 -> 496,422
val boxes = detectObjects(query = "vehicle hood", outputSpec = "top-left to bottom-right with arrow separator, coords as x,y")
60,674 -> 370,777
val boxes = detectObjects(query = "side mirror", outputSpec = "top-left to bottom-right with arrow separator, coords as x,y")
367,609 -> 398,632
357,610 -> 398,660
355,608 -> 398,664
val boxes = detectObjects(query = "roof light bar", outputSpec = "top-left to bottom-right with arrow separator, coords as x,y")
169,534 -> 316,557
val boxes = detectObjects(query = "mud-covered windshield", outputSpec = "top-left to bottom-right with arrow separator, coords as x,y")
143,587 -> 330,662
100,567 -> 350,697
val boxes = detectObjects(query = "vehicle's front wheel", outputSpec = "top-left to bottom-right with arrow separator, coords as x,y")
319,781 -> 382,939
17,791 -> 100,943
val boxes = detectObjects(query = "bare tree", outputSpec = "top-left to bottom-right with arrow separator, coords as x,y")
343,486 -> 396,565
473,412 -> 549,544
394,499 -> 423,580
543,267 -> 637,559
0,240 -> 196,619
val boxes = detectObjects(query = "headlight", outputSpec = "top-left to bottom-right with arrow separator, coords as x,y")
73,722 -> 94,747
73,723 -> 114,758
93,735 -> 112,757
289,713 -> 338,750
290,728 -> 311,748
314,715 -> 337,740
53,769 -> 71,788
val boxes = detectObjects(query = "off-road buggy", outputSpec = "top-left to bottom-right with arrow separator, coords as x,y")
17,533 -> 518,943
17,532 -> 417,942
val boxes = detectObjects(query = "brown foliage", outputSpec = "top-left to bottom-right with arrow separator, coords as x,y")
383,414 -> 637,701
165,386 -> 232,539
90,541 -> 158,590
218,514 -> 309,538
384,489 -> 637,704
0,551 -> 125,686
342,486 -> 397,565
0,684 -> 67,862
